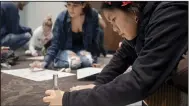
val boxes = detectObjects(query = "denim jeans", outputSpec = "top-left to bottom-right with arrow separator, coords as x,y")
54,50 -> 93,69
1,32 -> 31,50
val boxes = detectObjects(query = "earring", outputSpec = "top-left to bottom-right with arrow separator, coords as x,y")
135,17 -> 138,23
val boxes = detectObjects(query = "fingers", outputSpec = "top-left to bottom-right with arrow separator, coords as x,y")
92,64 -> 101,68
43,96 -> 54,103
43,90 -> 55,102
30,61 -> 43,68
45,90 -> 54,95
32,52 -> 38,57
70,86 -> 80,92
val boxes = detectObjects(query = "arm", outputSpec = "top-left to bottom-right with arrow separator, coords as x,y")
43,16 -> 62,68
19,26 -> 32,35
63,3 -> 188,106
91,11 -> 107,59
6,3 -> 20,34
94,40 -> 137,85
98,14 -> 106,29
29,28 -> 41,54
5,3 -> 31,34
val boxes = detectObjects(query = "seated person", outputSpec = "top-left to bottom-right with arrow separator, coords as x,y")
31,1 -> 105,69
1,2 -> 32,51
25,16 -> 53,56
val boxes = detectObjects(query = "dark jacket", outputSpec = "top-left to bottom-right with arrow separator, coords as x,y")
44,8 -> 102,68
0,2 -> 32,40
63,2 -> 188,106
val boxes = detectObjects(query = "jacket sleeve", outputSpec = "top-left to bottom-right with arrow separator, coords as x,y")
19,26 -> 32,34
63,3 -> 188,106
44,15 -> 62,68
29,27 -> 41,54
91,13 -> 101,57
94,40 -> 137,85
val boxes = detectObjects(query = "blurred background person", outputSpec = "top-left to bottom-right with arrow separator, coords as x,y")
1,2 -> 32,51
25,16 -> 53,57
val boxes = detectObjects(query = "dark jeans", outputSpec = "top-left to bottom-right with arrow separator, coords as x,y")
1,33 -> 31,50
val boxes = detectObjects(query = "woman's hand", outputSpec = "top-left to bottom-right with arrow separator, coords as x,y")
43,90 -> 64,106
31,51 -> 39,57
29,61 -> 45,69
70,84 -> 95,92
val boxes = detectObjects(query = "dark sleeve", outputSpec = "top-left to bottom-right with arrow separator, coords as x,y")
63,3 -> 188,106
94,40 -> 137,85
6,3 -> 31,34
91,10 -> 101,58
44,16 -> 62,68
0,9 -> 6,37
19,26 -> 32,34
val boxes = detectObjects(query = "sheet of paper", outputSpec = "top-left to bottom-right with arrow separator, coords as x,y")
77,67 -> 103,79
127,101 -> 142,106
1,68 -> 75,81
26,56 -> 44,61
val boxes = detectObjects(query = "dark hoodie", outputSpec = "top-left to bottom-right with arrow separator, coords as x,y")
63,2 -> 188,106
0,2 -> 32,40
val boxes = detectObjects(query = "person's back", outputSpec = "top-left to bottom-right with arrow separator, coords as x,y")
1,2 -> 20,39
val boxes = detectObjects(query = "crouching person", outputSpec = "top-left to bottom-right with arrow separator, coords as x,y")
1,2 -> 32,51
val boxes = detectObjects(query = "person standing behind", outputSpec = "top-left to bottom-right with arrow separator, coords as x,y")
25,16 -> 53,57
1,2 -> 32,51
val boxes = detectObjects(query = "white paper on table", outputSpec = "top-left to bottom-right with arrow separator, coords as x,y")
77,67 -> 103,79
26,56 -> 44,61
1,68 -> 75,81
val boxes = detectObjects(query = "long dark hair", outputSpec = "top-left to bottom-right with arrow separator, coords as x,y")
101,1 -> 141,16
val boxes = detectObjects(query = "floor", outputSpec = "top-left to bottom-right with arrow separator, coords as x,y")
1,49 -> 187,106
1,49 -> 113,106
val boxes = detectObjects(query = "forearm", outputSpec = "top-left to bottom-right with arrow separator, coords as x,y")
19,26 -> 32,34
63,71 -> 145,106
94,40 -> 137,85
29,42 -> 36,53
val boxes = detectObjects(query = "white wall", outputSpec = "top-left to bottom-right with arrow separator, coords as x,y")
19,10 -> 26,26
22,2 -> 66,31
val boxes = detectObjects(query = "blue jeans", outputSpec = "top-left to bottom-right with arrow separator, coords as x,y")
54,50 -> 93,69
1,33 -> 31,50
